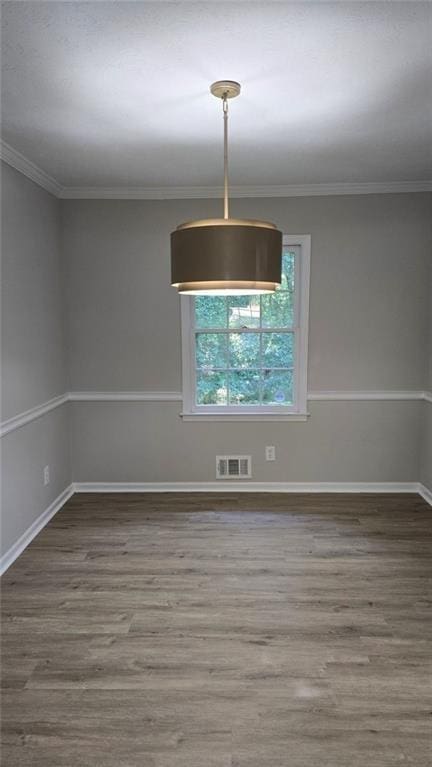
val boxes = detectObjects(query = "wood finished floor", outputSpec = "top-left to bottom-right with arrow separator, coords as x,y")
1,492 -> 431,766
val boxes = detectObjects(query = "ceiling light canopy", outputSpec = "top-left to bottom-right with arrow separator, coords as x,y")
171,81 -> 282,295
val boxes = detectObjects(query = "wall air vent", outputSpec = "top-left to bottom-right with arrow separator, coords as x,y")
216,455 -> 252,479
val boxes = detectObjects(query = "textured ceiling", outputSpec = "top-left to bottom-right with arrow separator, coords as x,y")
1,1 -> 432,189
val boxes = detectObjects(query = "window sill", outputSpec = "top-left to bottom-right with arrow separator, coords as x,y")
180,412 -> 310,422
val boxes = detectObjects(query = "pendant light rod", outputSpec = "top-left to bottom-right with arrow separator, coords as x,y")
223,94 -> 229,219
210,80 -> 241,219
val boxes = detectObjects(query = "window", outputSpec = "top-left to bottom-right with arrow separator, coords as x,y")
180,235 -> 310,421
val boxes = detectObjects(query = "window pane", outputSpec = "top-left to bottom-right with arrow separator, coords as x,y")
229,370 -> 260,405
228,296 -> 260,328
262,370 -> 293,405
195,297 -> 227,329
196,370 -> 227,405
261,290 -> 294,328
229,332 -> 260,368
281,251 -> 295,291
196,333 -> 227,368
262,332 -> 294,368
192,257 -> 298,411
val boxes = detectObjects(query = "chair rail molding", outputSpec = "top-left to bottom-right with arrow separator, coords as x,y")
1,390 -> 430,438
307,390 -> 426,401
0,394 -> 69,437
69,391 -> 183,402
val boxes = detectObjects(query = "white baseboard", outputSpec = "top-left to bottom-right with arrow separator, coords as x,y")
418,483 -> 432,506
0,484 -> 74,575
73,481 -> 419,494
2,481 -> 429,575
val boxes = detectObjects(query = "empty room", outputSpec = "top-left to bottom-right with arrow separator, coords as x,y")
1,1 -> 431,765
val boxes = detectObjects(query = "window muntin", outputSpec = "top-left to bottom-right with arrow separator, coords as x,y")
193,248 -> 296,410
181,237 -> 310,418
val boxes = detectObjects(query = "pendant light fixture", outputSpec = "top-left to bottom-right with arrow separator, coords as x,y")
171,81 -> 282,295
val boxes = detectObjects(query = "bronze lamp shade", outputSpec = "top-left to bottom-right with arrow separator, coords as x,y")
171,218 -> 282,295
170,81 -> 282,295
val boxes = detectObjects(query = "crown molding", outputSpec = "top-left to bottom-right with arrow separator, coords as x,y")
0,140 -> 62,197
1,140 -> 431,199
59,180 -> 432,200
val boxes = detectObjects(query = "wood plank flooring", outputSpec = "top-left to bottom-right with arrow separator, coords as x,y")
1,492 -> 431,766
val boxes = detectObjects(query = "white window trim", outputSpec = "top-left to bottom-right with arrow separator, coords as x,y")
180,234 -> 311,421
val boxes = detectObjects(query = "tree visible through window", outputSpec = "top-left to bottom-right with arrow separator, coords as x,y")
181,237 -> 310,418
196,250 -> 295,405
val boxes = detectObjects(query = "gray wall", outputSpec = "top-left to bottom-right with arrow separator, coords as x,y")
1,176 -> 430,560
1,407 -> 70,554
63,195 -> 431,392
71,400 -> 421,484
420,255 -> 432,493
62,193 -> 431,484
2,163 -> 66,418
1,162 -> 71,556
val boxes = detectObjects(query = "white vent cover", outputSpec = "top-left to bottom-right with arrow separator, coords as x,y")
216,455 -> 252,479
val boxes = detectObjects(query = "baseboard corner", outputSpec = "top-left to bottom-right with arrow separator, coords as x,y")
0,483 -> 74,576
418,483 -> 432,507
